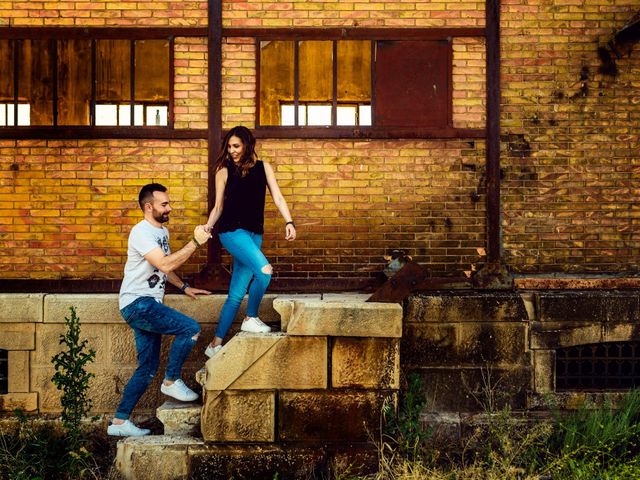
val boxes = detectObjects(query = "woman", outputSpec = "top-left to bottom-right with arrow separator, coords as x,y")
204,126 -> 296,357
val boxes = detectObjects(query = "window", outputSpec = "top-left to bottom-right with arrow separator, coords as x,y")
258,38 -> 451,130
556,341 -> 640,391
0,37 -> 171,128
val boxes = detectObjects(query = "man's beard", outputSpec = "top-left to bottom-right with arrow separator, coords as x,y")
152,209 -> 169,224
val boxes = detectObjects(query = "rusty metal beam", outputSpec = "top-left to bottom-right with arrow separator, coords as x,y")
485,0 -> 501,265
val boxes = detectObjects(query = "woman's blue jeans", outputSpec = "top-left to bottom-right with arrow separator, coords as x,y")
114,296 -> 201,420
216,229 -> 272,339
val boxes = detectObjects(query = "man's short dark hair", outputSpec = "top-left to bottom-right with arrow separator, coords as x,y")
138,183 -> 167,210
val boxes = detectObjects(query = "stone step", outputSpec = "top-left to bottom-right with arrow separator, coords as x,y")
273,294 -> 402,336
156,401 -> 201,437
115,435 -> 378,480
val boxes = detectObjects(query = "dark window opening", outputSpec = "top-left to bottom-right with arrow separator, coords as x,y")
0,349 -> 7,395
0,37 -> 171,128
556,341 -> 640,391
258,38 -> 451,130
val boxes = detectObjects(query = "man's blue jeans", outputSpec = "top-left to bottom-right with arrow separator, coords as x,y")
114,296 -> 201,420
215,229 -> 272,339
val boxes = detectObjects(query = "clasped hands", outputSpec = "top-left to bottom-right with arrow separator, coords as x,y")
193,225 -> 212,246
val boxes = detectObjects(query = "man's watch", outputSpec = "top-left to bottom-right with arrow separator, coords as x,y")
180,282 -> 190,293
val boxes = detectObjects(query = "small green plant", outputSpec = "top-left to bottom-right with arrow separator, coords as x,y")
51,306 -> 97,442
382,373 -> 432,461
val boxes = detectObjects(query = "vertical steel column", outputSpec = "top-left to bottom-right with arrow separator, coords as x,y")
207,0 -> 223,267
485,0 -> 501,265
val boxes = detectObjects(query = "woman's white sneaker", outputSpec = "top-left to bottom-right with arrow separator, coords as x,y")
204,344 -> 222,358
160,379 -> 199,402
240,316 -> 271,333
107,420 -> 151,437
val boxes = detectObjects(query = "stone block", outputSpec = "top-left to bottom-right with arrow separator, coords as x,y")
530,323 -> 603,350
200,390 -> 275,442
332,337 -> 399,389
189,444 -> 326,480
33,323 -> 108,366
44,294 -> 121,324
279,298 -> 402,338
8,351 -> 29,393
279,391 -> 393,442
157,401 -> 201,436
404,292 -> 528,323
403,322 -> 529,367
202,333 -> 327,391
0,294 -> 44,323
272,294 -> 321,330
409,366 -> 530,412
536,291 -> 640,323
533,350 -> 554,393
0,393 -> 38,412
0,324 -> 35,351
116,435 -> 203,480
166,293 -> 282,325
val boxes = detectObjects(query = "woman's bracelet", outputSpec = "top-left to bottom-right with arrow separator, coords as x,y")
286,221 -> 296,228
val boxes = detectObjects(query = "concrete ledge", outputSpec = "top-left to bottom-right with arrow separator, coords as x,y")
275,296 -> 402,338
0,294 -> 44,323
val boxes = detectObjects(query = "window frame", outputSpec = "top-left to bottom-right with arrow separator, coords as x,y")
252,27 -> 486,140
0,27 -> 207,140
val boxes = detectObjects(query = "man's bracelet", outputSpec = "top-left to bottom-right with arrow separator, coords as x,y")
286,221 -> 296,228
180,282 -> 190,292
192,237 -> 201,248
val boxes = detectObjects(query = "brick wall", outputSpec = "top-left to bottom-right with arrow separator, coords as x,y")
500,1 -> 640,273
1,0 -> 639,284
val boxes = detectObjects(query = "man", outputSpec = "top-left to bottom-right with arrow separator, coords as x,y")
108,183 -> 211,437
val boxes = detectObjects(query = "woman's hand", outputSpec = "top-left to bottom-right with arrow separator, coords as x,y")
285,223 -> 296,241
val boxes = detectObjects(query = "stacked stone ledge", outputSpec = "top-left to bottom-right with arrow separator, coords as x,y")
197,294 -> 403,444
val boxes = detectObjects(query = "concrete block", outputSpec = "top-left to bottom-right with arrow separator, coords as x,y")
44,294 -> 121,324
533,350 -> 554,393
202,333 -> 327,391
0,393 -> 38,412
405,292 -> 528,323
272,294 -> 321,330
200,390 -> 275,442
0,324 -> 35,350
166,293 -> 281,325
279,298 -> 402,338
530,324 -> 603,350
0,294 -> 44,323
403,322 -> 529,367
411,366 -> 531,412
536,291 -> 640,323
332,337 -> 399,389
189,444 -> 327,480
116,435 -> 203,480
157,401 -> 201,436
279,391 -> 393,442
8,350 -> 29,393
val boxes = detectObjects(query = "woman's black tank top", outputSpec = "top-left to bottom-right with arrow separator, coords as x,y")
218,160 -> 267,234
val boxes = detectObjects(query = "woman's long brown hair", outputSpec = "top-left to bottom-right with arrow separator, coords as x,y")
214,126 -> 257,177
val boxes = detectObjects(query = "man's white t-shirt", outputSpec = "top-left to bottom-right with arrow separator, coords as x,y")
119,219 -> 170,310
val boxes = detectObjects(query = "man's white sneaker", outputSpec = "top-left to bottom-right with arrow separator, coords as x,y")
107,420 -> 151,437
160,379 -> 199,402
240,316 -> 271,334
204,344 -> 222,358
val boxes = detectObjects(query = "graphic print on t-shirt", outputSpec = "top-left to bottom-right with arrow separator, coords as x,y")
146,232 -> 170,289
